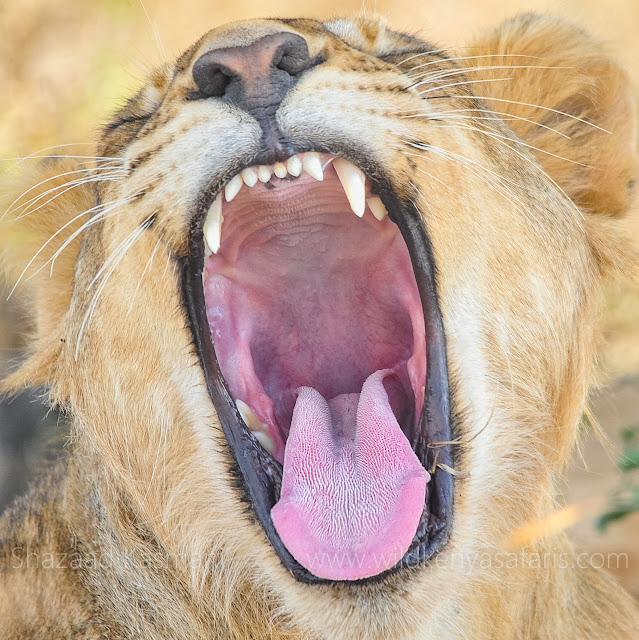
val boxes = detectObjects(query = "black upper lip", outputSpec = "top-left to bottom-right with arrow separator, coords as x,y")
180,154 -> 454,584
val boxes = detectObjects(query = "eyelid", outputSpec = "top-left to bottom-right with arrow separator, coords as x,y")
105,113 -> 152,132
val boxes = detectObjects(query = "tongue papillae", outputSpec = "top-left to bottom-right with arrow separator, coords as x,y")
203,168 -> 428,580
272,370 -> 428,580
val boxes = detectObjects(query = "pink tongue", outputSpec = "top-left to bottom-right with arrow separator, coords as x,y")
271,370 -> 428,580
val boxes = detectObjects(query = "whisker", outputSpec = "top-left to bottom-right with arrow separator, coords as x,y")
411,166 -> 462,198
139,0 -> 167,63
75,218 -> 152,360
389,147 -> 464,199
6,202 -> 107,301
401,108 -> 570,139
3,165 -> 124,219
430,124 -> 586,222
450,95 -> 611,134
430,150 -> 528,209
418,77 -> 512,94
2,153 -> 124,170
407,145 -> 550,230
7,171 -> 126,221
410,64 -> 570,87
42,192 -> 147,277
126,237 -> 163,316
0,142 -> 104,169
87,214 -> 156,291
408,140 -> 531,192
6,188 -> 147,300
397,45 -> 521,68
401,141 -> 530,211
15,175 -> 126,221
406,53 -> 545,73
396,48 -> 451,66
431,123 -> 591,167
3,155 -> 123,162
162,247 -> 173,280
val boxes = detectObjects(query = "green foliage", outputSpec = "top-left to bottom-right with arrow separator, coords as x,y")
597,424 -> 639,531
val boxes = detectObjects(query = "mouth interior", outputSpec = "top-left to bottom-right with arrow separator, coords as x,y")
203,161 -> 429,580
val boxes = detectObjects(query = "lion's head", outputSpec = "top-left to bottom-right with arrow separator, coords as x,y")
2,13 -> 637,639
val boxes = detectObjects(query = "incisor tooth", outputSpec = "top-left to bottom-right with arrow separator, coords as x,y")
302,152 -> 324,181
253,431 -> 276,455
273,161 -> 287,179
258,165 -> 272,183
203,193 -> 223,254
287,155 -> 302,177
367,196 -> 388,221
224,174 -> 243,202
241,167 -> 258,187
333,158 -> 366,217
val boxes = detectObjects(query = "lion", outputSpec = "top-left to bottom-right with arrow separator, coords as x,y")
0,12 -> 638,639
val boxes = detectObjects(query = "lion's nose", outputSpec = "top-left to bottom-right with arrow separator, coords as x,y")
192,32 -> 311,112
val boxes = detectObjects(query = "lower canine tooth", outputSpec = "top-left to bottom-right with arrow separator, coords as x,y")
333,158 -> 366,217
235,400 -> 275,454
224,174 -> 243,202
302,152 -> 324,181
236,399 -> 261,429
273,162 -> 287,178
287,155 -> 303,177
241,167 -> 258,187
258,166 -> 272,183
367,196 -> 388,221
253,431 -> 276,455
203,193 -> 223,254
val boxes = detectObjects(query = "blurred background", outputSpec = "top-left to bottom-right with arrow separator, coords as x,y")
1,0 -> 638,595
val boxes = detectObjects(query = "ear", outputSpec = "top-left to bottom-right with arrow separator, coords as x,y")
466,13 -> 638,217
0,157 -> 94,389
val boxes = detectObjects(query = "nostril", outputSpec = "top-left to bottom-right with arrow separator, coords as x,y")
192,58 -> 234,98
273,37 -> 311,77
275,52 -> 308,76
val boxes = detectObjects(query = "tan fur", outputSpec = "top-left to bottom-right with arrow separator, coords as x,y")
1,13 -> 638,639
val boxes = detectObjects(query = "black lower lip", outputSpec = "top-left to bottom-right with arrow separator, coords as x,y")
180,174 -> 454,585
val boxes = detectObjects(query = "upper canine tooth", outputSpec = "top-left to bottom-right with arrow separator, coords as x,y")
286,155 -> 302,177
302,152 -> 324,181
225,174 -> 243,202
203,193 -> 223,254
273,161 -> 287,179
241,167 -> 258,187
367,196 -> 388,221
258,165 -> 272,183
333,158 -> 366,217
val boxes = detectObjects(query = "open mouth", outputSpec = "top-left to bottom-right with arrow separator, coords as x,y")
182,151 -> 453,583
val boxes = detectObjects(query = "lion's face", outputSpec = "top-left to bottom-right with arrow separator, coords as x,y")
84,17 -> 457,585
3,13 -> 636,639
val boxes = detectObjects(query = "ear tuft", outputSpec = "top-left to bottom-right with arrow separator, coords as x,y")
466,13 -> 638,217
